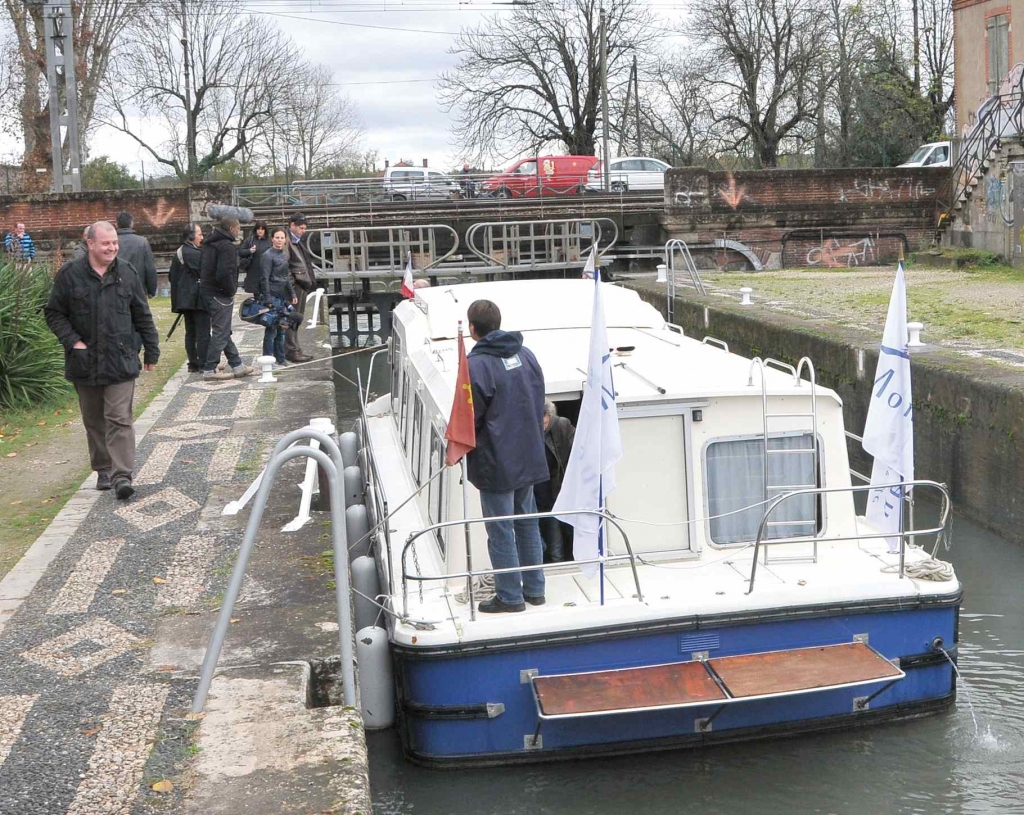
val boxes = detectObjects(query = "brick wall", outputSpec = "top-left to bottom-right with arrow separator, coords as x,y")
664,167 -> 945,269
0,183 -> 233,257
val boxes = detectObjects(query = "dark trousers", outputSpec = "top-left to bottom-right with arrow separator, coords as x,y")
182,309 -> 211,372
202,292 -> 242,372
263,324 -> 286,363
284,287 -> 308,357
76,379 -> 136,483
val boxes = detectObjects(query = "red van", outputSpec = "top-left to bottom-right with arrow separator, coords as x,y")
481,155 -> 599,198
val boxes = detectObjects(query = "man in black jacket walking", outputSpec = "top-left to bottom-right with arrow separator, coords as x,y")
44,221 -> 160,500
115,211 -> 158,297
466,299 -> 549,613
168,222 -> 209,373
200,216 -> 253,380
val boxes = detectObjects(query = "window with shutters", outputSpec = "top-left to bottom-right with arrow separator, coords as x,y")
988,14 -> 1011,96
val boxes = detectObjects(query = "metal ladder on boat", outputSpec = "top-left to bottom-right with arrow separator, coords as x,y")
665,239 -> 707,324
748,356 -> 821,564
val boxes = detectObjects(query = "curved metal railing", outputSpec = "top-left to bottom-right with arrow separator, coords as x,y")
465,217 -> 618,270
400,509 -> 644,617
746,479 -> 952,594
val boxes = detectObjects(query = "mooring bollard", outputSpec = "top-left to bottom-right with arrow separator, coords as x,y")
908,321 -> 925,347
656,263 -> 667,283
740,286 -> 753,306
257,355 -> 277,383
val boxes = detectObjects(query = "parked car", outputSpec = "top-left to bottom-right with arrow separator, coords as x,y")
898,141 -> 951,168
586,157 -> 672,192
383,167 -> 461,201
481,155 -> 599,198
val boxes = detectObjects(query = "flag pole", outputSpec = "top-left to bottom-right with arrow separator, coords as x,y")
462,457 -> 476,620
897,476 -> 905,579
599,477 -> 605,606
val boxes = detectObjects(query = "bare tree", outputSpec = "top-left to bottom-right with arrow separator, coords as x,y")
98,0 -> 301,181
642,55 -> 723,166
439,0 -> 654,159
282,63 -> 362,179
689,0 -> 827,167
2,0 -> 136,171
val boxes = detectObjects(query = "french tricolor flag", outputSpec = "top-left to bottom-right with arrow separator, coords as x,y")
401,252 -> 415,299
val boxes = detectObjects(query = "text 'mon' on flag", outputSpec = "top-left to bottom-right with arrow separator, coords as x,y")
862,262 -> 914,553
552,267 -> 622,575
444,323 -> 476,466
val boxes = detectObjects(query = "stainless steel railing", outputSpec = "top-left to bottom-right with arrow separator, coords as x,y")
746,479 -> 952,594
399,509 -> 644,617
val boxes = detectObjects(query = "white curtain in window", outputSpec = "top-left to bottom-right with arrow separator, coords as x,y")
707,434 -> 819,544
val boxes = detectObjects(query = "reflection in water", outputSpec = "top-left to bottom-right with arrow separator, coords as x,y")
335,352 -> 1024,815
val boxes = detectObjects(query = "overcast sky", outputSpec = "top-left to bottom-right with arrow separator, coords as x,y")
1,2 -> 686,177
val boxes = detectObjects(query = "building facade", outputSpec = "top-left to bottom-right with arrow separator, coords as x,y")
954,0 -> 1017,132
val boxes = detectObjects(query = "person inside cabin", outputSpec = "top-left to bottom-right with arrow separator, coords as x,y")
466,299 -> 549,613
534,400 -> 575,563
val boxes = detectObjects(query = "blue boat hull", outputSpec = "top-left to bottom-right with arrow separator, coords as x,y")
392,597 -> 960,766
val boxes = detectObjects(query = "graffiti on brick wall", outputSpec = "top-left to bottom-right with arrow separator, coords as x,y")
806,237 -> 876,267
836,177 -> 936,204
140,198 -> 178,228
673,185 -> 706,207
718,173 -> 750,209
980,171 -> 1014,226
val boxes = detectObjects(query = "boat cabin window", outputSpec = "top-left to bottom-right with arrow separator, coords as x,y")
390,332 -> 403,410
399,370 -> 410,447
427,427 -> 447,557
705,433 -> 821,545
411,396 -> 425,483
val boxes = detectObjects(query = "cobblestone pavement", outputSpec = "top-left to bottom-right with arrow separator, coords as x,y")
0,319 -> 368,814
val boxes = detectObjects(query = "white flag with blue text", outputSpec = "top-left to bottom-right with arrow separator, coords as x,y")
862,262 -> 914,552
553,270 -> 622,575
581,245 -> 597,279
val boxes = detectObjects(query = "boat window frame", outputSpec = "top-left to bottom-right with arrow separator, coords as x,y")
411,394 -> 425,484
398,368 -> 410,446
700,430 -> 826,550
427,425 -> 447,558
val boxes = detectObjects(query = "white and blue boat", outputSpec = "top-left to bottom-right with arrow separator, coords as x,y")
358,278 -> 960,766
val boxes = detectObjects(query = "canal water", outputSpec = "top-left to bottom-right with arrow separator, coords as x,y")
335,345 -> 1024,815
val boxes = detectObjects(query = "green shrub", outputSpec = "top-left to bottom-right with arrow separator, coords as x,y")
0,260 -> 72,410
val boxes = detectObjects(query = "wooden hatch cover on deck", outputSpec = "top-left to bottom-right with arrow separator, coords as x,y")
532,642 -> 903,718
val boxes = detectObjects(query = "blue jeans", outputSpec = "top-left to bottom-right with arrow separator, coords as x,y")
479,486 -> 545,605
263,324 -> 286,363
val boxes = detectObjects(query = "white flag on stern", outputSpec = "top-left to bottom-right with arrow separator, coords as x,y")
581,245 -> 597,279
552,268 -> 622,577
862,262 -> 914,553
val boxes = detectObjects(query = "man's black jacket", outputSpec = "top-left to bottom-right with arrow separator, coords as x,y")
169,242 -> 202,312
200,228 -> 239,298
115,228 -> 158,297
44,255 -> 160,386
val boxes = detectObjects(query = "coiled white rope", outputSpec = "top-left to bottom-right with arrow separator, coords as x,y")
881,556 -> 955,581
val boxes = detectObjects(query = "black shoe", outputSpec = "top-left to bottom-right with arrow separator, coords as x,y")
524,596 -> 546,606
187,365 -> 201,373
96,473 -> 112,491
478,597 -> 526,614
114,479 -> 135,500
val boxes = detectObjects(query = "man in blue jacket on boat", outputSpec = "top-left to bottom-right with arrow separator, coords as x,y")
467,299 -> 549,613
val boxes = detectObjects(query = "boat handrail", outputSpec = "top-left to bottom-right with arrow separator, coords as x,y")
363,347 -> 389,408
357,368 -> 395,595
400,509 -> 644,617
701,336 -> 729,352
746,479 -> 952,594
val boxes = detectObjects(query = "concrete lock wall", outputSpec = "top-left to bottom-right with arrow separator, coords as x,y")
663,167 -> 945,269
0,182 -> 233,257
634,283 -> 1024,548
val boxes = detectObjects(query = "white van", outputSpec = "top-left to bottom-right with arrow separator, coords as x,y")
899,141 -> 951,168
383,167 -> 460,201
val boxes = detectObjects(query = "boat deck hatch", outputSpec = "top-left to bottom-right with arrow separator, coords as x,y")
531,642 -> 904,720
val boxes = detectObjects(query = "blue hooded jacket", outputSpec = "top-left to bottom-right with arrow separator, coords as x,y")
467,330 -> 548,493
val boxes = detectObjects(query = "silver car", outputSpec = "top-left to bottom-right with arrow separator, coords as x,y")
586,157 -> 671,192
383,167 -> 461,201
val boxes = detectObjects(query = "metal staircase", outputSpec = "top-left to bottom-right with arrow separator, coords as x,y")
748,357 -> 821,564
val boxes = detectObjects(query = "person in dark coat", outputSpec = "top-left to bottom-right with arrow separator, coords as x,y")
199,216 -> 252,380
44,221 -> 160,500
258,227 -> 297,366
114,211 -> 158,297
466,298 -> 548,613
534,400 -> 576,562
239,221 -> 271,294
284,212 -> 315,363
168,222 -> 210,373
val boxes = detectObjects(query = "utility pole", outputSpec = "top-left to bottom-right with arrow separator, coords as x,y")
618,61 -> 633,156
912,0 -> 920,93
599,7 -> 610,192
180,0 -> 195,181
633,55 -> 642,156
42,0 -> 82,192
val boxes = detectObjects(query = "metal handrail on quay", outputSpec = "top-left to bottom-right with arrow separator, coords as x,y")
746,479 -> 952,595
400,509 -> 644,618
